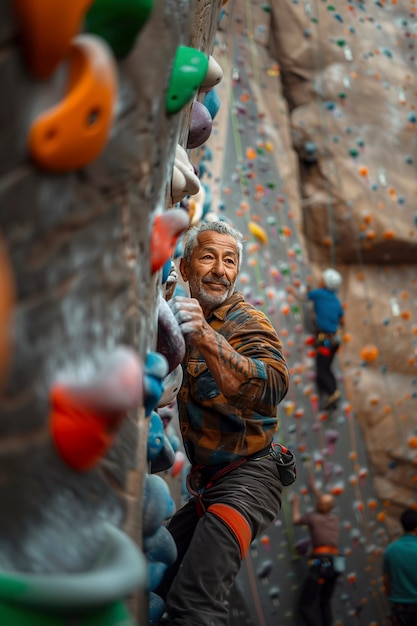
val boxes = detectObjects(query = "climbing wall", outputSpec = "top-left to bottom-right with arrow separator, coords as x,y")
186,0 -> 416,624
0,1 -> 224,625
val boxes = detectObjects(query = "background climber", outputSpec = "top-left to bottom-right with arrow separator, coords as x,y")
155,220 -> 294,625
383,508 -> 417,626
287,268 -> 344,410
291,470 -> 343,626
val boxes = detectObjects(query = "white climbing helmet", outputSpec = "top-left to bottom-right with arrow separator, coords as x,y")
322,268 -> 342,291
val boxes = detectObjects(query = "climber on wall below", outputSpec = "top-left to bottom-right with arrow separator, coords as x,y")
291,470 -> 344,626
287,268 -> 344,410
155,220 -> 294,626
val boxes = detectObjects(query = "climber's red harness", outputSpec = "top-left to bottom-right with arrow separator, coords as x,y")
186,444 -> 272,496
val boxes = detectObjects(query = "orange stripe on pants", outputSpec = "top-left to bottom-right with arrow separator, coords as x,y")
207,503 -> 252,559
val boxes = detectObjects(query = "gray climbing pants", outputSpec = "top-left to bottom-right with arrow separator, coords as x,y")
157,454 -> 283,626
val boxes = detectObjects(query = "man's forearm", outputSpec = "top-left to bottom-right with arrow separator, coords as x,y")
195,325 -> 252,398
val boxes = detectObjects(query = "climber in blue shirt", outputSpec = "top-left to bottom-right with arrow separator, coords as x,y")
287,268 -> 344,410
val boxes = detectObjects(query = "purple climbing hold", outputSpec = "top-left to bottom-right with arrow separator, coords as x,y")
187,101 -> 213,149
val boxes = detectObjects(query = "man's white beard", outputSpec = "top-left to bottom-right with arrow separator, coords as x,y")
197,285 -> 229,311
188,277 -> 234,313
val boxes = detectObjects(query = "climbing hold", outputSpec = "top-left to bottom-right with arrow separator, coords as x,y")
144,352 -> 169,416
408,436 -> 417,449
171,450 -> 186,478
0,238 -> 15,392
200,55 -> 223,92
158,364 -> 183,408
150,209 -> 190,274
325,429 -> 339,454
29,35 -> 117,172
256,560 -> 273,582
360,344 -> 379,363
161,258 -> 173,286
283,400 -> 295,416
166,46 -> 209,115
13,0 -> 94,78
171,144 -> 201,206
50,346 -> 143,471
142,474 -> 176,537
147,411 -> 165,461
0,524 -> 146,617
187,101 -> 213,150
150,434 -> 176,474
143,524 -> 178,590
85,0 -> 154,58
188,184 -> 205,226
157,296 -> 186,373
203,87 -> 221,120
248,221 -> 268,244
148,592 -> 166,626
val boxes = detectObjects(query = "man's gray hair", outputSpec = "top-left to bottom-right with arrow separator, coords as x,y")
182,220 -> 243,268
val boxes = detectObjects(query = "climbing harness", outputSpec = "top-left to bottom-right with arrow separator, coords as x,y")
186,442 -> 296,499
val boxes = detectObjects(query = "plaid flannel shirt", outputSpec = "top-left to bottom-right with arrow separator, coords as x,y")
177,292 -> 290,466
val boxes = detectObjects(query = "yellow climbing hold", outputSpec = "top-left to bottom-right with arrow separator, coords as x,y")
248,221 -> 268,245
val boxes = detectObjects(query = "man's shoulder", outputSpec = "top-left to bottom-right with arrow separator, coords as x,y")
214,292 -> 267,322
385,535 -> 417,555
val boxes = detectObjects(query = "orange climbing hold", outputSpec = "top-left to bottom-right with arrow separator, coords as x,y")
246,147 -> 257,160
29,35 -> 117,172
360,344 -> 379,362
13,0 -> 94,77
365,229 -> 376,240
0,238 -> 15,391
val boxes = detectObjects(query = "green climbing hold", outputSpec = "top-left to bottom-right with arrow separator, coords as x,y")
166,46 -> 209,115
85,0 -> 154,59
262,4 -> 272,11
0,600 -> 134,626
349,148 -> 359,157
336,39 -> 346,47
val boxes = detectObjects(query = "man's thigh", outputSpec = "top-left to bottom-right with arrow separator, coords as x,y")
202,455 -> 282,538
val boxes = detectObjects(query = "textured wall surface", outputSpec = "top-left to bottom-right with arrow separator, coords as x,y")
0,0 -> 221,582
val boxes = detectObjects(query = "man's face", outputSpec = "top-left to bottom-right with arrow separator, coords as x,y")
180,231 -> 240,315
